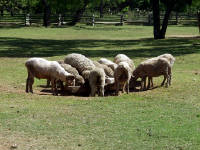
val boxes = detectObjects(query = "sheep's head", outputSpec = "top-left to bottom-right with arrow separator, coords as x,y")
75,75 -> 85,86
65,74 -> 75,86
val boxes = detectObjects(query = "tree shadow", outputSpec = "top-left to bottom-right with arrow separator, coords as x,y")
0,36 -> 199,58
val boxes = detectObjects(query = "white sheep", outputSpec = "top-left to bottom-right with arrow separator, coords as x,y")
60,63 -> 85,86
46,61 -> 85,87
98,58 -> 118,71
114,61 -> 132,95
64,53 -> 95,80
132,57 -> 171,90
147,54 -> 175,88
89,67 -> 105,97
25,58 -> 74,95
114,54 -> 135,72
93,61 -> 114,78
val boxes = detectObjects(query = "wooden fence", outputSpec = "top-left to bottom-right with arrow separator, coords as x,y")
0,12 -> 198,26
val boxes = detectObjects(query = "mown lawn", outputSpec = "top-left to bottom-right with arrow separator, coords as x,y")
0,24 -> 200,150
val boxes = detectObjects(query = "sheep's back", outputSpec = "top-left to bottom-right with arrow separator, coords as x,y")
64,53 -> 95,74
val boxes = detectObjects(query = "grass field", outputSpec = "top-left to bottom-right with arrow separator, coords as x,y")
0,24 -> 200,150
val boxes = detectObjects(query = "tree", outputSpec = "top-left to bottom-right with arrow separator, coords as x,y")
151,0 -> 192,39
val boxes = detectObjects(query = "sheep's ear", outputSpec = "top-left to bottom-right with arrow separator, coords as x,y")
66,75 -> 75,81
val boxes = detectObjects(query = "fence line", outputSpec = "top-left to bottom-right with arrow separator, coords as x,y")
0,12 -> 198,26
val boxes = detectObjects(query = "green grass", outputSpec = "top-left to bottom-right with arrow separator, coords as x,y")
0,24 -> 200,150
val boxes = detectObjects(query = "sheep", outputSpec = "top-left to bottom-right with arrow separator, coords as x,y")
89,67 -> 105,97
25,58 -> 74,95
93,61 -> 114,77
47,63 -> 85,87
64,53 -> 95,80
60,64 -> 85,86
114,54 -> 135,72
132,57 -> 171,91
114,61 -> 132,96
98,58 -> 118,71
147,54 -> 175,88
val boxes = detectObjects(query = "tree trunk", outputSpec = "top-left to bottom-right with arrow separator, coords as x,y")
69,0 -> 89,26
198,10 -> 200,34
160,7 -> 172,39
100,0 -> 104,18
0,9 -> 3,16
116,0 -> 131,12
152,0 -> 161,39
42,0 -> 51,27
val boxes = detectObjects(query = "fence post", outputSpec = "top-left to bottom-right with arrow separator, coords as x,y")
58,14 -> 62,26
120,15 -> 124,25
25,13 -> 30,26
92,14 -> 95,26
148,12 -> 153,25
176,12 -> 178,25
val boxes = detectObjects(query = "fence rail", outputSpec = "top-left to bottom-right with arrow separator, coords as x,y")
0,12 -> 198,26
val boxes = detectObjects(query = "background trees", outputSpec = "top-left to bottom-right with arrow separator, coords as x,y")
0,0 -> 198,38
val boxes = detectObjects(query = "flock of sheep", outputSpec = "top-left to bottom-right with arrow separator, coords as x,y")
25,53 -> 175,96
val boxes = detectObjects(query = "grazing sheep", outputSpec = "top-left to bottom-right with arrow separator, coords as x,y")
25,58 -> 74,95
93,61 -> 114,77
64,53 -> 95,80
98,58 -> 118,71
60,64 -> 85,86
147,54 -> 175,88
114,54 -> 135,72
114,61 -> 132,95
132,57 -> 171,91
89,68 -> 105,97
46,61 -> 85,87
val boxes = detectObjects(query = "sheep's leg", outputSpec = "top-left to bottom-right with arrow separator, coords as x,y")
26,72 -> 33,93
169,74 -> 172,85
29,77 -> 34,93
147,77 -> 151,89
151,78 -> 154,87
161,75 -> 166,86
147,77 -> 153,89
115,82 -> 120,96
46,79 -> 50,87
126,81 -> 129,94
72,79 -> 75,86
122,82 -> 126,93
59,80 -> 64,92
140,79 -> 144,91
168,67 -> 172,86
51,79 -> 58,96
99,85 -> 104,97
26,78 -> 29,93
90,86 -> 96,97
142,77 -> 146,91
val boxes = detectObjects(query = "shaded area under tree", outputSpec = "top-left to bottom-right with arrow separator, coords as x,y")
0,37 -> 199,58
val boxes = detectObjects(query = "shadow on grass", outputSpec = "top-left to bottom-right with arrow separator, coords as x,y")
0,36 -> 199,58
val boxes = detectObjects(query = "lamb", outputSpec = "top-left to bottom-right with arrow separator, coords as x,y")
132,57 -> 171,91
98,58 -> 118,71
114,54 -> 135,72
64,53 -> 95,80
89,67 -> 105,97
25,58 -> 74,95
147,54 -> 175,88
114,61 -> 132,95
93,61 -> 114,77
